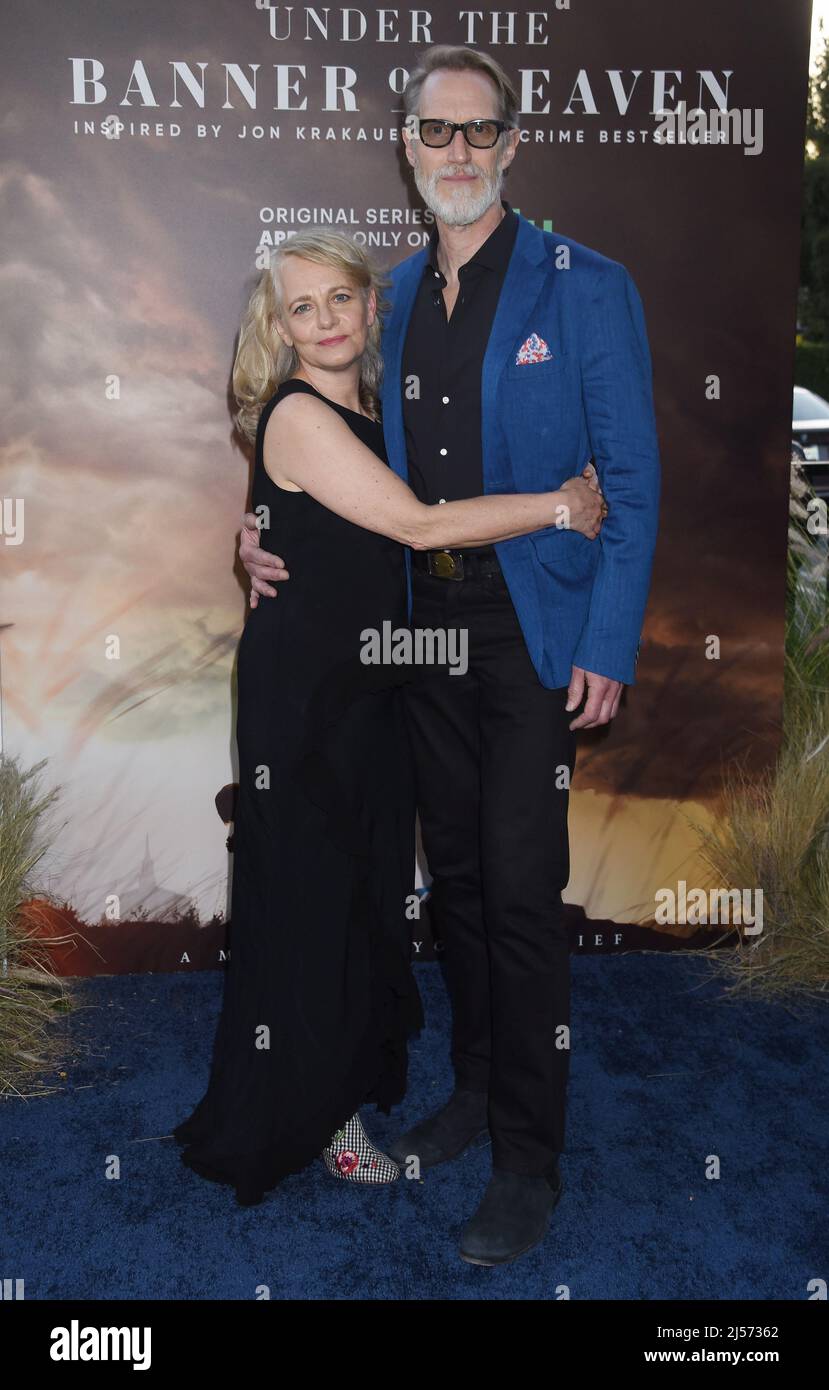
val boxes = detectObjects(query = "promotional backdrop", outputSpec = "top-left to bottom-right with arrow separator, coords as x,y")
1,0 -> 813,970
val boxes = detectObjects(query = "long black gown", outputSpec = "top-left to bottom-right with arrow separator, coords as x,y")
173,377 -> 424,1205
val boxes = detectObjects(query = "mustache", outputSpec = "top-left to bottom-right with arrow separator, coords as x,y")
438,165 -> 480,177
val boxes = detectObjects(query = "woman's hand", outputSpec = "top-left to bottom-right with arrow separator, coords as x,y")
560,464 -> 608,540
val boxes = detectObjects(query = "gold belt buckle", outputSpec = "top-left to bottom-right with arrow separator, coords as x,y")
427,549 -> 464,580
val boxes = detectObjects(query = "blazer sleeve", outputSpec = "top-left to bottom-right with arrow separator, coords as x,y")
571,260 -> 661,684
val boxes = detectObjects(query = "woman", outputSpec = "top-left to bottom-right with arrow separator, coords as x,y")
172,229 -> 605,1205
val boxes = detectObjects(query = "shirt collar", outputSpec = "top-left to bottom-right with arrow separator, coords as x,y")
425,198 -> 517,276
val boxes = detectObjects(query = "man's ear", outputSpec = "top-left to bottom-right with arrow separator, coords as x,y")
401,121 -> 416,168
498,128 -> 520,175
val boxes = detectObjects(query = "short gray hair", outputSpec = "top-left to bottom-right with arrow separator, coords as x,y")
402,44 -> 521,132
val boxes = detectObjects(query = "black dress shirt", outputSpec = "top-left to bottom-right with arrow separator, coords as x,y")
400,197 -> 519,506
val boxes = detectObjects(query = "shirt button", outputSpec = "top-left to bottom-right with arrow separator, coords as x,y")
439,448 -> 447,455
442,396 -> 449,404
438,498 -> 446,504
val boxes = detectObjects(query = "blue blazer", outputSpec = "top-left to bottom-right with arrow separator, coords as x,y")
379,212 -> 661,688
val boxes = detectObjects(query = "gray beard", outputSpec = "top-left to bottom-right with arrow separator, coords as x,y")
413,156 -> 506,227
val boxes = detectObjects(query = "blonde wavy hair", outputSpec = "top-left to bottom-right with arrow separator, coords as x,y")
232,229 -> 392,443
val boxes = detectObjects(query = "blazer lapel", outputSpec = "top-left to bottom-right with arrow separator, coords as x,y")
481,215 -> 550,491
380,250 -> 427,482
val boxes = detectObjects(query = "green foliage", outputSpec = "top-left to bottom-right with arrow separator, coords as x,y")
801,28 -> 829,340
686,467 -> 829,999
0,757 -> 72,1097
806,22 -> 829,150
794,340 -> 829,398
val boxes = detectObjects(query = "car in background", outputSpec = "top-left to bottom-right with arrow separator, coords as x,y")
793,386 -> 829,498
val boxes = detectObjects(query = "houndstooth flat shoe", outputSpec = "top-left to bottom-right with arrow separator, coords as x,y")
320,1111 -> 401,1184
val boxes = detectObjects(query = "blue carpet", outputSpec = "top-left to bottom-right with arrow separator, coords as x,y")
1,956 -> 826,1300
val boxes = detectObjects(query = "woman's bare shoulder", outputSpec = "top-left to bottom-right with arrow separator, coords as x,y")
262,386 -> 352,490
264,385 -> 346,437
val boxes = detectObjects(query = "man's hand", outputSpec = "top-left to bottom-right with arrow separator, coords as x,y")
565,666 -> 623,730
239,512 -> 289,609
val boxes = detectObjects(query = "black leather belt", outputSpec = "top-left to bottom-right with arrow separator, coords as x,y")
412,546 -> 502,581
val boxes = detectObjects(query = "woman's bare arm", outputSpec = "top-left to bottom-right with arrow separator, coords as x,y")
263,392 -> 602,550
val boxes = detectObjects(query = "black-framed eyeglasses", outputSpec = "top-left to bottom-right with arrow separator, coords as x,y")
415,117 -> 509,149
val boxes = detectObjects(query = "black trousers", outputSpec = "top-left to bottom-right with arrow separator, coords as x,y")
404,564 -> 577,1177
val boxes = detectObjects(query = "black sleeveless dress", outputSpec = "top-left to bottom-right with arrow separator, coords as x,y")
173,377 -> 424,1205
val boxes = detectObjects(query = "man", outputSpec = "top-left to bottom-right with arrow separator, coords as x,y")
240,44 -> 660,1265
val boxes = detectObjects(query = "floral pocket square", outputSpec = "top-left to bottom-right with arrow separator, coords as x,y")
515,332 -> 554,365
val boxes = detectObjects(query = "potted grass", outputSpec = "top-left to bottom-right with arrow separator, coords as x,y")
0,756 -> 73,1097
687,460 -> 829,999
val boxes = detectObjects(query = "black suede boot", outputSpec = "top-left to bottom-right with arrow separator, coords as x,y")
387,1088 -> 489,1170
458,1165 -> 563,1266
